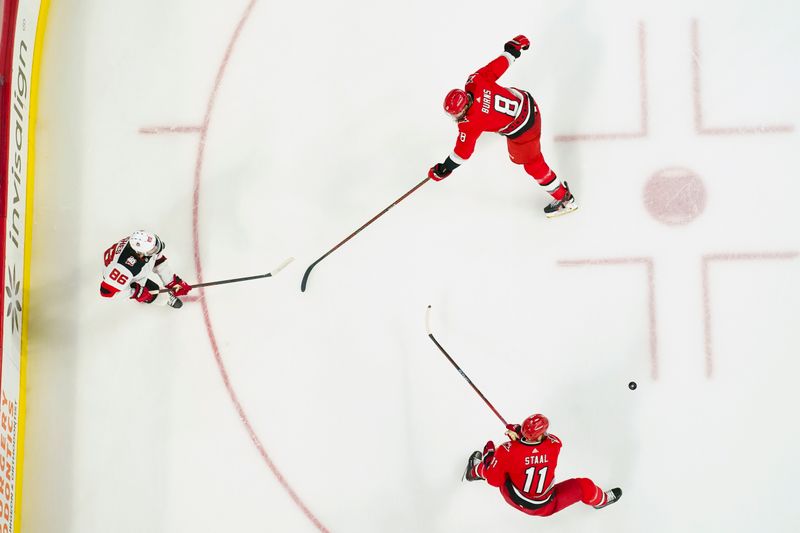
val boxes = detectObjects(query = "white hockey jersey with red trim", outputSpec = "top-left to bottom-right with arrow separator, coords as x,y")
100,237 -> 174,298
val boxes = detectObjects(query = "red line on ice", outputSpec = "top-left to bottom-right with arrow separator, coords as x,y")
701,251 -> 798,379
691,19 -> 794,135
139,125 -> 202,134
186,2 -> 331,531
554,21 -> 648,142
558,257 -> 658,379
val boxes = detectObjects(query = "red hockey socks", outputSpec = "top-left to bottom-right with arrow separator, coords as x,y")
523,162 -> 567,201
576,478 -> 606,506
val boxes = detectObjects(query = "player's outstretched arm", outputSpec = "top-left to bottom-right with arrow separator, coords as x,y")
474,35 -> 531,82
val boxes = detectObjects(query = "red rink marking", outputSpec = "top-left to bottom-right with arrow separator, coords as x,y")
139,125 -> 202,134
691,19 -> 794,135
558,257 -> 658,379
141,2 -> 331,531
555,22 -> 648,142
642,167 -> 707,226
701,252 -> 798,378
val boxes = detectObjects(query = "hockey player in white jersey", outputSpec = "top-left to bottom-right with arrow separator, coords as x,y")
100,231 -> 192,308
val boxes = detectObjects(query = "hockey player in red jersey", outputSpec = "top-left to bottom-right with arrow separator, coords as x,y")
100,231 -> 192,309
429,35 -> 577,218
464,413 -> 621,516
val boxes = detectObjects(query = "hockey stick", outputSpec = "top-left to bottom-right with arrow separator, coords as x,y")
300,176 -> 431,292
157,257 -> 294,293
425,305 -> 508,426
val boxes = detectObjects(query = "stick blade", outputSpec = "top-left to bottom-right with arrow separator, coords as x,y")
300,263 -> 315,292
269,257 -> 294,277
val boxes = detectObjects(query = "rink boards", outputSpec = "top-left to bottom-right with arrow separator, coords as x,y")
1,0 -> 48,531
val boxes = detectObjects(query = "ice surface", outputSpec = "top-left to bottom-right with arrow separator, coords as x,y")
21,0 -> 800,532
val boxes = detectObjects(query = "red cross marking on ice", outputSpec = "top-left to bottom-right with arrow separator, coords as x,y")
554,21 -> 648,142
557,257 -> 657,379
691,19 -> 794,136
558,251 -> 799,380
556,19 -> 796,381
555,19 -> 794,142
701,252 -> 798,378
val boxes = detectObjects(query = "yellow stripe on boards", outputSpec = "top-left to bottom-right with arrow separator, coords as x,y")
16,0 -> 52,532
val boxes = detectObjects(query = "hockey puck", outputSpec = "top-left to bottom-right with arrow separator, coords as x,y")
628,381 -> 637,390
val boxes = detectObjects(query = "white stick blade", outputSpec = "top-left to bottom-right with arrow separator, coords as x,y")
270,257 -> 295,276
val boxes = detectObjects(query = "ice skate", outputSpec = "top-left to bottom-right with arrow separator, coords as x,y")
167,294 -> 183,309
544,182 -> 578,218
463,451 -> 483,482
593,487 -> 622,509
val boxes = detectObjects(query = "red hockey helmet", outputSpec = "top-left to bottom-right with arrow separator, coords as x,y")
443,88 -> 470,120
521,414 -> 549,442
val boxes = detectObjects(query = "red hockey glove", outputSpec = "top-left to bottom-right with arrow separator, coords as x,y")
504,35 -> 530,58
166,275 -> 192,296
504,423 -> 521,441
483,440 -> 495,456
428,163 -> 453,182
130,282 -> 156,304
482,440 -> 496,467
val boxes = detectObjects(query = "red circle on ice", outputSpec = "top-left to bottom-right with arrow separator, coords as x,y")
643,167 -> 707,225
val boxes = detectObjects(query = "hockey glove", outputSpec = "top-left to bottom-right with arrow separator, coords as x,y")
428,163 -> 453,182
130,282 -> 156,304
166,275 -> 192,296
504,423 -> 522,441
482,440 -> 496,467
504,35 -> 530,59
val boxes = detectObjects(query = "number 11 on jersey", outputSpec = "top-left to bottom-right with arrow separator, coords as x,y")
523,465 -> 548,494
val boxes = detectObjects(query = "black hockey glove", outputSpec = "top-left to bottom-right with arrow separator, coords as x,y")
428,156 -> 461,182
428,163 -> 452,181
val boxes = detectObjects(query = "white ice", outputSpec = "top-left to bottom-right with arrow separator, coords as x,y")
21,0 -> 800,532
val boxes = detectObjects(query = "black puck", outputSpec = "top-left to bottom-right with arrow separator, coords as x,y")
628,381 -> 637,390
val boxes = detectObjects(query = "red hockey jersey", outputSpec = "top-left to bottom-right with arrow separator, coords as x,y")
450,53 -> 536,163
481,433 -> 562,508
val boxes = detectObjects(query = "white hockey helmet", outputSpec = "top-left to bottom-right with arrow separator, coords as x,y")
129,231 -> 163,256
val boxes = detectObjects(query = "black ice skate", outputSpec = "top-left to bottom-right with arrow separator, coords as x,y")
463,451 -> 484,482
593,487 -> 622,509
544,182 -> 578,218
167,294 -> 183,309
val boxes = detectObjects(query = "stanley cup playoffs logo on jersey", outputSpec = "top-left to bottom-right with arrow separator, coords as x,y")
5,266 -> 22,335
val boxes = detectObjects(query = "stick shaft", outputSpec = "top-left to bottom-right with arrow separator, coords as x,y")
157,258 -> 293,293
156,273 -> 268,293
427,332 -> 508,426
192,273 -> 271,288
301,176 -> 431,291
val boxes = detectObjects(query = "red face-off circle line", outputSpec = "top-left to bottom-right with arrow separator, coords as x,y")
139,1 -> 331,531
